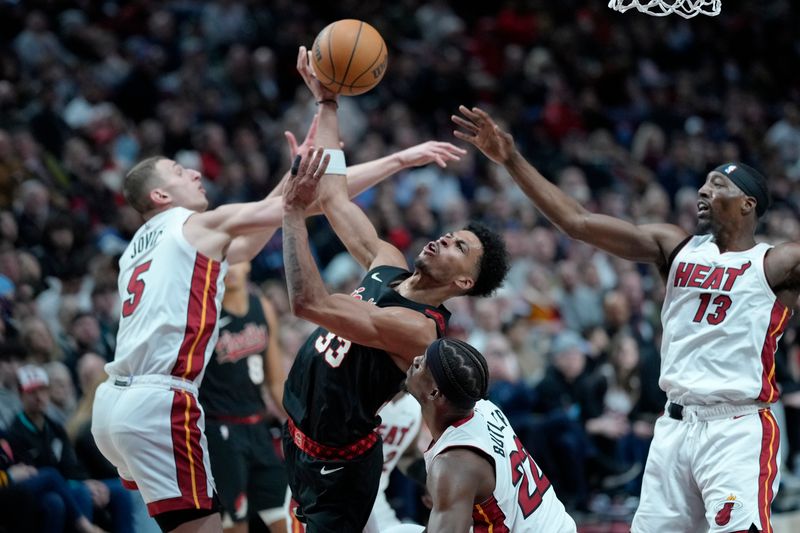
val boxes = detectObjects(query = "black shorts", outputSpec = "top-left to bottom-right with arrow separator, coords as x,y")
282,424 -> 384,533
205,419 -> 288,523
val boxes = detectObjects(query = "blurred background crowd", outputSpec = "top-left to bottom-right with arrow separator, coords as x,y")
1,0 -> 800,531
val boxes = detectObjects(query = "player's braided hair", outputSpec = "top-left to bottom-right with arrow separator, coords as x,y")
428,338 -> 489,410
124,156 -> 165,214
464,222 -> 510,297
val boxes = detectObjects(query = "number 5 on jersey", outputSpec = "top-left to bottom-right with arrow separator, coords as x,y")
315,332 -> 352,368
122,261 -> 152,317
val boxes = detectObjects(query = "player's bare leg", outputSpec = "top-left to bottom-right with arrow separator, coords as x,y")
170,513 -> 223,533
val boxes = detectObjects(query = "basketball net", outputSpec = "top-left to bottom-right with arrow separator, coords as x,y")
608,0 -> 721,18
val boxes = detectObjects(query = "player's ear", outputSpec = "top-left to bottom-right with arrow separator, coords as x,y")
453,275 -> 474,292
150,188 -> 170,207
741,196 -> 757,216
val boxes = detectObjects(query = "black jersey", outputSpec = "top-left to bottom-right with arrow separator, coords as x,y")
283,266 -> 449,447
200,293 -> 270,417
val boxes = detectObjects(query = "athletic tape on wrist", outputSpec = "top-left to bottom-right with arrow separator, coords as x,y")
322,149 -> 347,175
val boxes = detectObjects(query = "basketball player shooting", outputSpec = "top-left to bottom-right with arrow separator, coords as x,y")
88,115 -> 467,532
453,105 -> 787,533
279,47 -> 510,532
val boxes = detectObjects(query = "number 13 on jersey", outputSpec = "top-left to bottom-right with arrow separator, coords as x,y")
314,332 -> 352,368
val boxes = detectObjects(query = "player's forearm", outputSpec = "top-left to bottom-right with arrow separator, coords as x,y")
282,209 -> 329,314
503,150 -> 589,237
316,101 -> 340,149
344,152 -> 404,197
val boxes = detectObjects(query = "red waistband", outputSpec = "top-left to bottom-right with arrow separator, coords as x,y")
287,418 -> 378,460
207,412 -> 267,425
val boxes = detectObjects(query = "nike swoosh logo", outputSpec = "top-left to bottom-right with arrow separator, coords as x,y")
371,273 -> 382,282
218,316 -> 233,328
320,465 -> 344,475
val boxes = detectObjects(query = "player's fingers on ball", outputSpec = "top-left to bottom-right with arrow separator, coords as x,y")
296,47 -> 306,70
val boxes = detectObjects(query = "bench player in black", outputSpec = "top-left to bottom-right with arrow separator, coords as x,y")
278,47 -> 510,532
199,260 -> 287,533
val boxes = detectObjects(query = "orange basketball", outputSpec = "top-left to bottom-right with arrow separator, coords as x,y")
311,19 -> 388,96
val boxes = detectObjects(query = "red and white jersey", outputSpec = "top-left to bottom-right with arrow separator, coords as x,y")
376,393 -> 422,493
107,207 -> 227,384
661,234 -> 791,405
424,400 -> 575,533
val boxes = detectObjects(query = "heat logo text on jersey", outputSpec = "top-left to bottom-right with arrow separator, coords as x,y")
215,323 -> 268,363
376,423 -> 414,447
129,227 -> 164,259
673,261 -> 751,291
487,408 -> 509,457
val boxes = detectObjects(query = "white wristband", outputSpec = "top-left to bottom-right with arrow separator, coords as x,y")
322,149 -> 347,175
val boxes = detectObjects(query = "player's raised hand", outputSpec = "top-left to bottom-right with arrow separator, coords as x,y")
396,141 -> 467,169
452,106 -> 515,165
297,46 -> 338,102
284,147 -> 330,212
285,113 -> 320,159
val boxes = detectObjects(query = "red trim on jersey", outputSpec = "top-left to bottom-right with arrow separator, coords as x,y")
452,411 -> 475,428
146,493 -> 214,516
473,494 -> 510,532
287,418 -> 378,460
171,254 -> 221,381
425,308 -> 447,335
757,301 -> 789,402
757,409 -> 779,533
288,498 -> 306,533
120,478 -> 138,490
168,390 -> 212,514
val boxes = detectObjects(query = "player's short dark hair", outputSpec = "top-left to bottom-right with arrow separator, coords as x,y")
428,338 -> 489,410
464,221 -> 509,297
124,156 -> 165,214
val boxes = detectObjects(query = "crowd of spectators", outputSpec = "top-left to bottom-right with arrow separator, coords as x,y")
1,0 -> 800,529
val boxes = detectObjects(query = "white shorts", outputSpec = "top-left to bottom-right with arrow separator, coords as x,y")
632,403 -> 780,533
91,375 -> 216,516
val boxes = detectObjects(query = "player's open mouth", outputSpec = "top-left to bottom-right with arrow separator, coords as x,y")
424,241 -> 438,255
697,201 -> 710,217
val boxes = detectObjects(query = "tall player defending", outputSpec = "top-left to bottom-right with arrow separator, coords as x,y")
90,126 -> 467,532
404,338 -> 576,532
454,105 -> 786,533
280,47 -> 510,532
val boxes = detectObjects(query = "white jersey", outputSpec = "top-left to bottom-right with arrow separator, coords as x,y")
424,400 -> 576,533
364,394 -> 423,533
661,234 -> 791,405
107,207 -> 227,384
376,394 -> 422,492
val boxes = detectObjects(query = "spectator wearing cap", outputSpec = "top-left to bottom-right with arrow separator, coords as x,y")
7,364 -> 133,533
529,330 -> 596,511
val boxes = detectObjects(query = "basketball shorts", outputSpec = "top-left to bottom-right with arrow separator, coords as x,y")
282,420 -> 384,533
91,375 -> 216,516
632,403 -> 780,533
205,417 -> 288,525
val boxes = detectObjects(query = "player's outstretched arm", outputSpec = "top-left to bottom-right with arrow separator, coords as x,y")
453,106 -> 688,268
425,449 -> 494,533
282,149 -> 437,364
260,294 -> 286,417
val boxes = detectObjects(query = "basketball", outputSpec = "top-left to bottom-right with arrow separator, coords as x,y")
311,19 -> 388,96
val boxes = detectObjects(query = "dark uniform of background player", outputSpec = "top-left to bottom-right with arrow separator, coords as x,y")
279,51 -> 510,532
199,261 -> 287,533
282,263 -> 450,532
